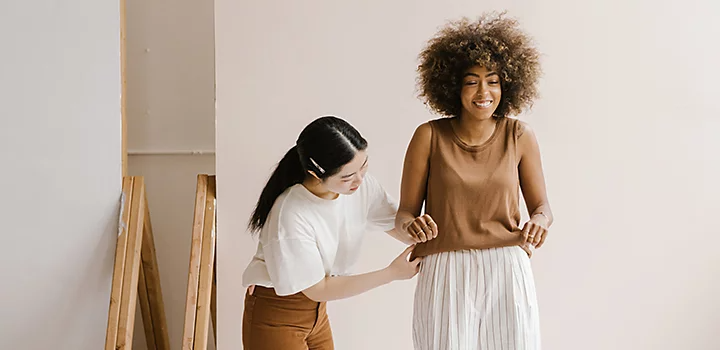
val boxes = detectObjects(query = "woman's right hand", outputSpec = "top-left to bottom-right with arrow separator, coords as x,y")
402,214 -> 438,243
387,245 -> 423,280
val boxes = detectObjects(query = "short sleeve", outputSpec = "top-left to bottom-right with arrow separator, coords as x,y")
262,211 -> 326,296
364,173 -> 399,232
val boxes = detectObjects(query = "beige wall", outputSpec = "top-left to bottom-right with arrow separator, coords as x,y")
0,0 -> 121,349
215,1 -> 720,349
125,0 -> 216,348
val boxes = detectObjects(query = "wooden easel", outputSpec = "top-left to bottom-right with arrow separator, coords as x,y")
105,176 -> 171,350
182,175 -> 217,350
114,1 -> 169,348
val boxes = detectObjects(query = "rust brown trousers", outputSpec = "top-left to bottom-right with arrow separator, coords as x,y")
243,286 -> 334,350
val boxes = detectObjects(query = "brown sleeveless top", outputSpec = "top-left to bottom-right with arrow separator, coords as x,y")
412,116 -> 524,258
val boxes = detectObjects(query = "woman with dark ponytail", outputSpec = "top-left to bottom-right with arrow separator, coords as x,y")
242,116 -> 432,350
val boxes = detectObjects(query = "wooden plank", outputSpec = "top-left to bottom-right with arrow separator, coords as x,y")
193,176 -> 216,349
182,175 -> 209,350
105,177 -> 134,350
138,262 -> 158,349
140,195 -> 171,350
210,251 -> 217,347
116,177 -> 146,348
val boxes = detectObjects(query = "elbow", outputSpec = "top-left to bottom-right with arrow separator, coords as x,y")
393,215 -> 404,232
393,214 -> 403,232
395,208 -> 415,226
301,291 -> 326,302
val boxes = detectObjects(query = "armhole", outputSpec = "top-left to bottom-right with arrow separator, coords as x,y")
427,120 -> 438,159
511,117 -> 522,141
425,121 -> 438,205
512,118 -> 524,164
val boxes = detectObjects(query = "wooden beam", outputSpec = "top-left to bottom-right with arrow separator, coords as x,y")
182,175 -> 209,350
105,177 -> 134,350
116,177 -> 146,348
210,252 -> 217,346
138,264 -> 158,348
193,176 -> 216,349
106,176 -> 170,349
138,194 -> 171,350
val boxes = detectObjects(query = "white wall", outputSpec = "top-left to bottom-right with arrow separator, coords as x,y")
124,0 -> 216,348
0,1 -> 121,349
125,0 -> 215,153
216,1 -> 720,349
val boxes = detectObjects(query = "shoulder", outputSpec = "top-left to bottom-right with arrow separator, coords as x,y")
504,117 -> 533,140
265,187 -> 315,237
516,119 -> 531,137
415,121 -> 433,140
512,119 -> 540,157
276,187 -> 313,222
421,117 -> 452,135
408,120 -> 441,152
517,119 -> 536,140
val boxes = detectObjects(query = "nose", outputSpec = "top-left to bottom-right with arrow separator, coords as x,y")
352,174 -> 364,187
477,82 -> 490,95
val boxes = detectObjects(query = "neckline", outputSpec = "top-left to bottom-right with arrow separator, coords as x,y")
294,184 -> 340,204
448,116 -> 504,152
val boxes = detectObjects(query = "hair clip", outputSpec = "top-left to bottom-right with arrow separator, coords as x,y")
309,157 -> 325,174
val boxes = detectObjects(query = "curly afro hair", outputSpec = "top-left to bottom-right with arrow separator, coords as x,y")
417,12 -> 541,118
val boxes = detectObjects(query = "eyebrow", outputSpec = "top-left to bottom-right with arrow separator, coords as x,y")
463,72 -> 499,78
341,156 -> 369,179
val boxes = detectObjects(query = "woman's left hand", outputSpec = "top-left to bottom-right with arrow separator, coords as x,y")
522,213 -> 549,248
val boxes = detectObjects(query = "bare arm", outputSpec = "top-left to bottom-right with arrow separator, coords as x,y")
395,123 -> 437,242
302,268 -> 395,302
301,245 -> 420,302
517,122 -> 553,247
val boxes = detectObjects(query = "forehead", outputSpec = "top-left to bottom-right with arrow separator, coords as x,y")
336,150 -> 368,176
464,65 -> 496,76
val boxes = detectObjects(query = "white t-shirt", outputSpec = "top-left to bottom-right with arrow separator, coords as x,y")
242,173 -> 398,296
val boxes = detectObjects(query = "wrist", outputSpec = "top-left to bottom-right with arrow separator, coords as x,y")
397,211 -> 415,227
400,218 -> 414,230
532,212 -> 549,224
381,266 -> 399,283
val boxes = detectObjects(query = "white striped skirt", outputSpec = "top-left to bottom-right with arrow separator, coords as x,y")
413,246 -> 541,350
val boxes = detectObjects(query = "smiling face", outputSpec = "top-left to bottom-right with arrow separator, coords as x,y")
460,65 -> 502,121
319,150 -> 369,195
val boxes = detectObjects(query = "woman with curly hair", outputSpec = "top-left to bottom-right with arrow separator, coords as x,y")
395,12 -> 553,349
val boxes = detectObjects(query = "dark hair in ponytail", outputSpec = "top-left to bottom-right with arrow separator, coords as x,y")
248,116 -> 368,233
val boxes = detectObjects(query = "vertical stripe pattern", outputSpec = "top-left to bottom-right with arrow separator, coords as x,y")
413,246 -> 541,350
